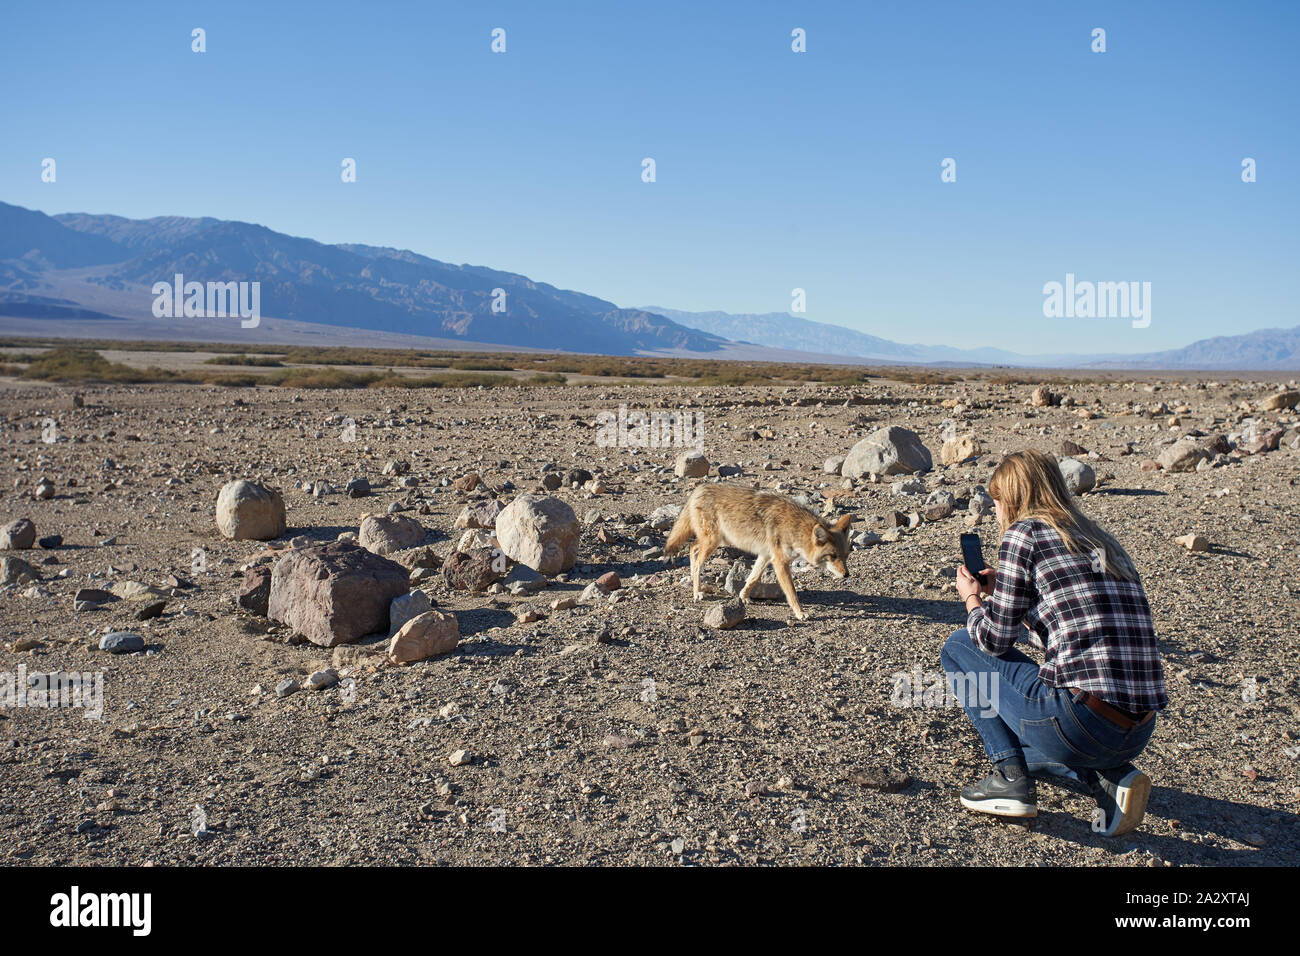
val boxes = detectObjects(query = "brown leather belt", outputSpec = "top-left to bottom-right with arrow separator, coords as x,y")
1068,687 -> 1154,730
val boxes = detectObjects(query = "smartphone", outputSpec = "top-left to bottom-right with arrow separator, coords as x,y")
960,532 -> 986,579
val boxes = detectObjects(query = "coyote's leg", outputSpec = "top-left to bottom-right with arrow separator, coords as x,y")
771,555 -> 806,620
739,553 -> 770,600
691,530 -> 719,601
690,543 -> 702,600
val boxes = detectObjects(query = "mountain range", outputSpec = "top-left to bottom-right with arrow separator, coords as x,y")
2,201 -> 1296,369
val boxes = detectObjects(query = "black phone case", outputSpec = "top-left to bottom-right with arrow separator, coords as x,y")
960,535 -> 986,576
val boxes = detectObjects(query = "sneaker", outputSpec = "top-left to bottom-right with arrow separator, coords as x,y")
959,767 -> 1038,818
1089,764 -> 1151,836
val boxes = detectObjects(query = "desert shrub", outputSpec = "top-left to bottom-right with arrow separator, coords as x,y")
21,348 -> 158,383
202,354 -> 285,367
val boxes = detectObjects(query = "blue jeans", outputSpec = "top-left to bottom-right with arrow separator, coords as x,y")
939,629 -> 1156,777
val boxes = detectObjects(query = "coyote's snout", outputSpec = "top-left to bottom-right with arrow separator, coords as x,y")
663,484 -> 852,620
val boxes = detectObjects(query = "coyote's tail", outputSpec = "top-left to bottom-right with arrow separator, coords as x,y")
663,498 -> 696,557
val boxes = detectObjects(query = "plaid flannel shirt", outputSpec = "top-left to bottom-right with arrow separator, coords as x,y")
967,518 -> 1168,713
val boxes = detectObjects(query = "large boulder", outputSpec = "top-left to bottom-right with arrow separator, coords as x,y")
267,541 -> 409,647
1,518 -> 37,550
496,495 -> 580,574
1058,457 -> 1096,495
215,481 -> 286,541
358,514 -> 428,556
843,427 -> 933,478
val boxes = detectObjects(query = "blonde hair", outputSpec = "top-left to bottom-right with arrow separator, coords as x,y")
988,450 -> 1139,581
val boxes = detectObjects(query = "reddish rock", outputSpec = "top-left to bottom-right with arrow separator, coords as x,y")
442,548 -> 504,592
596,571 -> 621,592
452,472 -> 483,492
237,566 -> 272,616
267,542 -> 409,647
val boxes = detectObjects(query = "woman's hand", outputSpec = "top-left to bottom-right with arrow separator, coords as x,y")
977,568 -> 995,594
957,566 -> 982,601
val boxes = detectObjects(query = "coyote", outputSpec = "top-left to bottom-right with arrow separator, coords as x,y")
663,485 -> 852,620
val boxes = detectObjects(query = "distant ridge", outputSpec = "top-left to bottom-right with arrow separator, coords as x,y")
1,200 -> 1296,369
0,201 -> 729,356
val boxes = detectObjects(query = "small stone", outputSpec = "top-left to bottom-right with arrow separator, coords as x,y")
1,518 -> 37,550
1,556 -> 39,586
704,599 -> 746,629
237,566 -> 272,616
452,472 -> 482,492
1058,457 -> 1097,495
1031,386 -> 1059,407
921,490 -> 955,521
849,768 -> 913,793
674,451 -> 710,478
99,632 -> 144,654
388,610 -> 459,664
939,436 -> 981,465
448,749 -> 472,766
389,590 -> 433,635
135,600 -> 167,621
306,669 -> 339,691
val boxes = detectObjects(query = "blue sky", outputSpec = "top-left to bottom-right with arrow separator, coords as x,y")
2,0 -> 1297,355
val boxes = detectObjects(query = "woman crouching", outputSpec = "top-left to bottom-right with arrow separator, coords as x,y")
943,449 -> 1167,836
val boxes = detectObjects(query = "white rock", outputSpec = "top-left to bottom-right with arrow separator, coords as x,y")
215,480 -> 286,541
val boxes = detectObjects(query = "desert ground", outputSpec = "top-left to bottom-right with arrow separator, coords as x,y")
1,368 -> 1298,866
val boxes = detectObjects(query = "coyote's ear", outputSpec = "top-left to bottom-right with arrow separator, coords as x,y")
832,514 -> 852,533
814,525 -> 829,543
